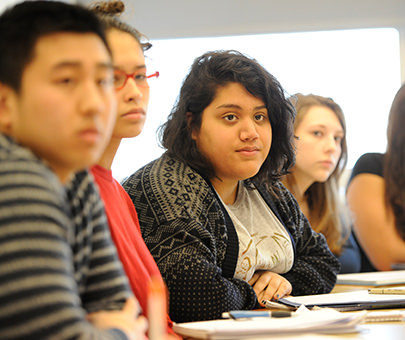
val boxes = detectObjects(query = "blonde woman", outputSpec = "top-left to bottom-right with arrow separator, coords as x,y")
283,93 -> 360,273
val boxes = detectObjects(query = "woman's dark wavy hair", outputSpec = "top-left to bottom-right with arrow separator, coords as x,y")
159,50 -> 296,188
384,84 -> 405,240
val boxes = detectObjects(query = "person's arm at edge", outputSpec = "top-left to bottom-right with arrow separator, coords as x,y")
346,173 -> 405,270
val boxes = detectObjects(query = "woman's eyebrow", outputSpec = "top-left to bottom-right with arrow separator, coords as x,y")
216,104 -> 241,109
113,64 -> 146,71
215,104 -> 267,110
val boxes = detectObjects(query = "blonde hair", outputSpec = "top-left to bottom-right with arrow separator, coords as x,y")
284,93 -> 348,255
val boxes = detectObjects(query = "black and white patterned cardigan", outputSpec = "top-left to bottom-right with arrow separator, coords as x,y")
123,153 -> 340,323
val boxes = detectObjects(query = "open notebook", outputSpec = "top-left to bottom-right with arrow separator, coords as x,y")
336,270 -> 405,286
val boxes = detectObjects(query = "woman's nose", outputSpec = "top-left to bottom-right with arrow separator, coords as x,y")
124,78 -> 143,102
240,119 -> 259,141
324,135 -> 339,153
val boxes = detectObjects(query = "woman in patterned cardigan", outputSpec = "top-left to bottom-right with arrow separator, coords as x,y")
123,50 -> 340,323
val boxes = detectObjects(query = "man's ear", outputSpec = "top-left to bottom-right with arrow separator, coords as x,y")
186,112 -> 197,140
0,83 -> 15,134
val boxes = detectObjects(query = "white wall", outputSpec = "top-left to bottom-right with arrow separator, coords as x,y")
78,0 -> 404,37
77,0 -> 405,81
0,0 -> 21,12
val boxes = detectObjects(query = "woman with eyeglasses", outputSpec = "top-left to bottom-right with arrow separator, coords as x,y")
88,1 -> 175,337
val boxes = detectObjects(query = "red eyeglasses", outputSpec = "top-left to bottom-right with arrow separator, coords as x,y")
113,70 -> 159,90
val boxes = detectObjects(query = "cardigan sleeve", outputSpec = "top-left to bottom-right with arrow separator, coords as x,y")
144,217 -> 258,323
260,182 -> 340,295
123,157 -> 258,323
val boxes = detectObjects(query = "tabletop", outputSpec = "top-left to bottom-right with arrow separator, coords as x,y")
325,284 -> 405,339
175,284 -> 405,339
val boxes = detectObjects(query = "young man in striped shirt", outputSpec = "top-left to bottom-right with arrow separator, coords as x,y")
0,1 -> 146,339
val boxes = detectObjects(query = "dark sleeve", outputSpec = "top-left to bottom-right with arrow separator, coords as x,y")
348,153 -> 384,185
0,163 -> 129,340
260,182 -> 340,295
123,166 -> 257,323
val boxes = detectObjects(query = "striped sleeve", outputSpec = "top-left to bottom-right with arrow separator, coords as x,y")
66,171 -> 132,313
0,153 -> 129,339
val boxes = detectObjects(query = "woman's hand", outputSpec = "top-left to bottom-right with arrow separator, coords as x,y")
248,271 -> 292,306
87,297 -> 148,340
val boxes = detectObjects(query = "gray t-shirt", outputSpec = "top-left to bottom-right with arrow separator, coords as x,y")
224,182 -> 294,281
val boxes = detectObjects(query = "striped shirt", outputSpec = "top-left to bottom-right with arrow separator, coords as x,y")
0,134 -> 131,340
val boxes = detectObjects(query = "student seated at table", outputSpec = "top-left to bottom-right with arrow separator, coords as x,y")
123,50 -> 340,323
283,93 -> 360,273
0,1 -> 146,338
347,84 -> 405,272
89,1 -> 176,336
